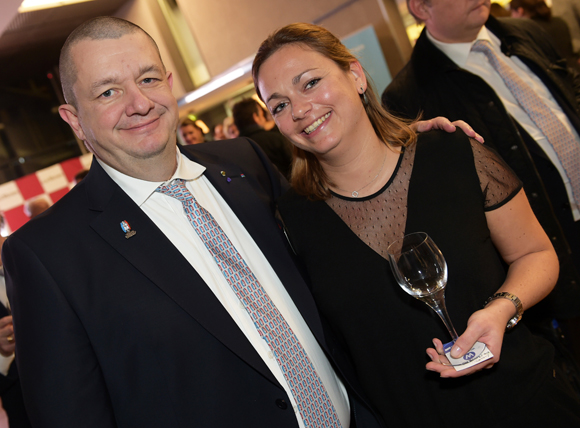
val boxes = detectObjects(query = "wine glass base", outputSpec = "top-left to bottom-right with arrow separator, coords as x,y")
441,341 -> 492,369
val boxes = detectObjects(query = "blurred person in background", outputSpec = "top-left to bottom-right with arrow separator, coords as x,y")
490,2 -> 511,17
179,118 -> 206,145
73,170 -> 89,185
260,105 -> 277,131
233,98 -> 293,178
222,116 -> 239,138
0,214 -> 30,428
22,197 -> 50,220
510,0 -> 579,69
552,0 -> 580,54
212,123 -> 226,140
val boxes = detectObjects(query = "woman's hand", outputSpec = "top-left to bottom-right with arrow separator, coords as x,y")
426,189 -> 559,378
425,301 -> 512,378
414,117 -> 484,143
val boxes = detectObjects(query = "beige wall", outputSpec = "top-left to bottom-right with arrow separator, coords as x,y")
115,0 -> 188,98
114,0 -> 412,99
177,0 -> 411,83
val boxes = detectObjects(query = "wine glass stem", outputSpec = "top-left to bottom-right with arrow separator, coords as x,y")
424,293 -> 459,342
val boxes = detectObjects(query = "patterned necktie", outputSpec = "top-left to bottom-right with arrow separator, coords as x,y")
156,179 -> 342,428
472,39 -> 580,210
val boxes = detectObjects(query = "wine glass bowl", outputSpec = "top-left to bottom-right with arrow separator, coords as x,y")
389,232 -> 448,299
387,232 -> 486,367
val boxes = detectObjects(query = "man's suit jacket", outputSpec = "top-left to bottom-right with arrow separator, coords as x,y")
2,139 -> 381,428
383,16 -> 580,319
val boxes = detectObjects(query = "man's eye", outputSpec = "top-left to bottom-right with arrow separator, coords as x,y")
142,77 -> 157,84
101,89 -> 113,98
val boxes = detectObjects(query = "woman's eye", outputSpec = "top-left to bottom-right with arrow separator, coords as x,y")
273,102 -> 287,114
305,78 -> 320,90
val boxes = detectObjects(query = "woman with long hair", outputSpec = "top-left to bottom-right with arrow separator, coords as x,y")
253,22 -> 580,427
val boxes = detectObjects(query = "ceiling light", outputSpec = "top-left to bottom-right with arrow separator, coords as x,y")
19,0 -> 95,13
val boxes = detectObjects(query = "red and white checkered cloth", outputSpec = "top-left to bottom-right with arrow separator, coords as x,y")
0,153 -> 93,233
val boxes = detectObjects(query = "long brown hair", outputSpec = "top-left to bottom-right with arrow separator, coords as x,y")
252,23 -> 417,200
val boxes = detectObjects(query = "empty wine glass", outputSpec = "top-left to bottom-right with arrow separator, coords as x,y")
387,232 -> 486,366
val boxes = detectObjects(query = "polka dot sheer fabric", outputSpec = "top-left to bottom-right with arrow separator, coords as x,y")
326,139 -> 521,259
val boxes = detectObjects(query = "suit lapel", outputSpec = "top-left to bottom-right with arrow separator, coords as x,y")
85,159 -> 277,385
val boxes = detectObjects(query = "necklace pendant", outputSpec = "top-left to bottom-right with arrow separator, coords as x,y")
352,190 -> 359,197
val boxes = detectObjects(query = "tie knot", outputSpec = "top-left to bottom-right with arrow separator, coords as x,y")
155,179 -> 193,202
471,39 -> 492,53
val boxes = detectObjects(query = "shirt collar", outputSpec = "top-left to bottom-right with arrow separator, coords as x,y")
426,26 -> 494,68
98,147 -> 206,207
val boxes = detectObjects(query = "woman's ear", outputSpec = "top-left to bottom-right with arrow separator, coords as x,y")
349,60 -> 367,93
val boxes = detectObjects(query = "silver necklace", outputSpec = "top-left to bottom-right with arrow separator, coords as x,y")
333,151 -> 388,198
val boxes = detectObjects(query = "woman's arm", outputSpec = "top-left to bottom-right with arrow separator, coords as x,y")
426,189 -> 558,377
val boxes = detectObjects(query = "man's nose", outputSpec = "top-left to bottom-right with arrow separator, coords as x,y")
125,85 -> 155,115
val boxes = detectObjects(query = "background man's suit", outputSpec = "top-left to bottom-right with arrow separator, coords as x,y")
0,304 -> 29,428
383,16 -> 580,321
3,139 -> 380,428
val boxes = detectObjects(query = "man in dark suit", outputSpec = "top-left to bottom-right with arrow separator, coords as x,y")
2,17 -> 382,428
383,0 -> 580,328
0,307 -> 29,428
0,230 -> 30,428
233,98 -> 293,179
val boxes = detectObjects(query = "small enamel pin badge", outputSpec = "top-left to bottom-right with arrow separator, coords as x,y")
220,171 -> 246,183
120,220 -> 136,239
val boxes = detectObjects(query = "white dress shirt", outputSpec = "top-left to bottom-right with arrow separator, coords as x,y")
428,27 -> 580,220
98,151 -> 350,428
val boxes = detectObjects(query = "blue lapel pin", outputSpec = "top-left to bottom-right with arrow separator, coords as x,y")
120,220 -> 136,239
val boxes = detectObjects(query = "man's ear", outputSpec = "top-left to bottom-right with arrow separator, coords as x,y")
408,0 -> 430,22
166,71 -> 174,90
58,104 -> 87,142
349,60 -> 367,94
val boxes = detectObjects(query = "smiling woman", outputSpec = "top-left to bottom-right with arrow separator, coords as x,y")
252,22 -> 580,427
253,23 -> 416,200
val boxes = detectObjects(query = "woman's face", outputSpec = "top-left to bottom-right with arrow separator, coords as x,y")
257,44 -> 367,158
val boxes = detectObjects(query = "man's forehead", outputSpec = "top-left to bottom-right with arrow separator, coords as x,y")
71,32 -> 150,58
71,34 -> 163,81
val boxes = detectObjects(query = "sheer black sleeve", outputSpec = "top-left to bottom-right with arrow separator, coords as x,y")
469,138 -> 523,211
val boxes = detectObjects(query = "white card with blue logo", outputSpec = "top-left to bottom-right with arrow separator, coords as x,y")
443,340 -> 494,371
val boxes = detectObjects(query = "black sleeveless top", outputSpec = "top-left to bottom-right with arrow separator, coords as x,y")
278,130 -> 553,427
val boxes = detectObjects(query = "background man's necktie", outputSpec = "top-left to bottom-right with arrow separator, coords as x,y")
472,39 -> 580,210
